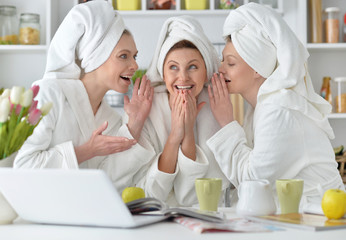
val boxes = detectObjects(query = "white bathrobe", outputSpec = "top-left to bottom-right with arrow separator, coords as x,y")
135,87 -> 230,207
14,79 -> 155,193
206,3 -> 345,209
207,103 -> 345,205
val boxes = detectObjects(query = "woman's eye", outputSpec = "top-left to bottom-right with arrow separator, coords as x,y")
189,65 -> 197,70
133,55 -> 137,60
170,65 -> 177,70
120,54 -> 127,59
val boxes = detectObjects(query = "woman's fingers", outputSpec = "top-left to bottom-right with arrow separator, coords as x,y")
138,75 -> 148,96
219,73 -> 229,96
144,78 -> 152,98
212,74 -> 220,99
214,73 -> 225,98
94,121 -> 108,136
132,77 -> 140,98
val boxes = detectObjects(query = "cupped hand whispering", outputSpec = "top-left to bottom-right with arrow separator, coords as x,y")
208,73 -> 234,127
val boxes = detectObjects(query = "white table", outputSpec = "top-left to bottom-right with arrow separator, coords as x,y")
1,208 -> 345,240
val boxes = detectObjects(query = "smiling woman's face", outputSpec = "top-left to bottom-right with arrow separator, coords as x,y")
163,48 -> 207,98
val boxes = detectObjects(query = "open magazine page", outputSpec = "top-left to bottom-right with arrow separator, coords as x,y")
246,213 -> 346,231
174,216 -> 274,234
126,197 -> 225,223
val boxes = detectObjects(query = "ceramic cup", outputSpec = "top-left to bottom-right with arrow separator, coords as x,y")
236,179 -> 276,216
276,179 -> 304,214
195,178 -> 222,211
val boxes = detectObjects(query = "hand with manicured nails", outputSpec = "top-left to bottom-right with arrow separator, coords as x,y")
208,73 -> 234,127
75,121 -> 136,164
124,75 -> 154,140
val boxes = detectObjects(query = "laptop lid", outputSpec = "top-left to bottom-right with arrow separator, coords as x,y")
0,168 -> 164,228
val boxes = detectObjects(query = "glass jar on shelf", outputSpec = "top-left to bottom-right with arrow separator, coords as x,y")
333,77 -> 346,113
19,13 -> 40,45
324,7 -> 340,43
0,5 -> 18,44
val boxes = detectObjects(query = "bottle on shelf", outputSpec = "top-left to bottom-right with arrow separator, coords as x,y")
324,7 -> 340,43
320,76 -> 332,106
309,0 -> 322,43
0,5 -> 19,44
19,13 -> 40,45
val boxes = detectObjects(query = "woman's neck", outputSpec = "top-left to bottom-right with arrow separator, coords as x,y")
242,77 -> 265,108
81,73 -> 107,115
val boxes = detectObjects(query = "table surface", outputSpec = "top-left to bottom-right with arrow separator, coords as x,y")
1,207 -> 346,240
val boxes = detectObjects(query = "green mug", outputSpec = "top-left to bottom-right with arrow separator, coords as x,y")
276,179 -> 304,214
195,178 -> 222,211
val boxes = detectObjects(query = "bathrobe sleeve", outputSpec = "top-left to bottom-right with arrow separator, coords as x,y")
207,104 -> 305,188
173,146 -> 209,205
97,124 -> 156,193
137,124 -> 210,205
14,81 -> 79,169
133,120 -> 178,201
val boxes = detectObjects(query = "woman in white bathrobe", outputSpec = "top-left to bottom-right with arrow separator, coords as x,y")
134,16 -> 231,207
14,1 -> 155,193
207,3 -> 344,208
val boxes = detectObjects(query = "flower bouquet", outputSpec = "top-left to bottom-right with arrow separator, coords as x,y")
219,0 -> 239,10
0,85 -> 52,160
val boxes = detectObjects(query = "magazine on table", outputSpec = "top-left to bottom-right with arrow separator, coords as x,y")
173,216 -> 275,234
126,197 -> 225,223
246,213 -> 346,231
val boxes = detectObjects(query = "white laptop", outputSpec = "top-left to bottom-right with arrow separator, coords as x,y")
0,168 -> 166,228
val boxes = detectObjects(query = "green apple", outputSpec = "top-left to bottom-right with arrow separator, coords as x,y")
121,187 -> 145,203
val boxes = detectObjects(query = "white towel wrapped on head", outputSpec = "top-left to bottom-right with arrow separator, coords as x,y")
44,1 -> 126,80
223,3 -> 334,138
146,15 -> 220,88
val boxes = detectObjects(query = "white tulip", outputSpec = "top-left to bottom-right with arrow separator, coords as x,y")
1,89 -> 11,98
20,89 -> 33,107
40,102 -> 53,116
10,86 -> 24,105
0,98 -> 10,123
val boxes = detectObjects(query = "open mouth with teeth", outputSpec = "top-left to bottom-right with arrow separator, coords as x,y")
120,75 -> 132,81
175,85 -> 194,90
225,79 -> 231,83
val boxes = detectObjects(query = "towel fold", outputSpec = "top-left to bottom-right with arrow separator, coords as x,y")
44,1 -> 126,80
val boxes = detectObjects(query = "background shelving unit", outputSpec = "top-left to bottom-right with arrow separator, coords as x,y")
0,0 -> 61,88
0,0 -> 52,52
111,0 -> 283,14
305,0 -> 346,146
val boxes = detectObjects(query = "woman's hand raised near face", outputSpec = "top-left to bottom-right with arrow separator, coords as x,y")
183,90 -> 205,137
180,90 -> 205,161
169,91 -> 185,144
75,121 -> 137,164
208,73 -> 234,127
124,75 -> 154,140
